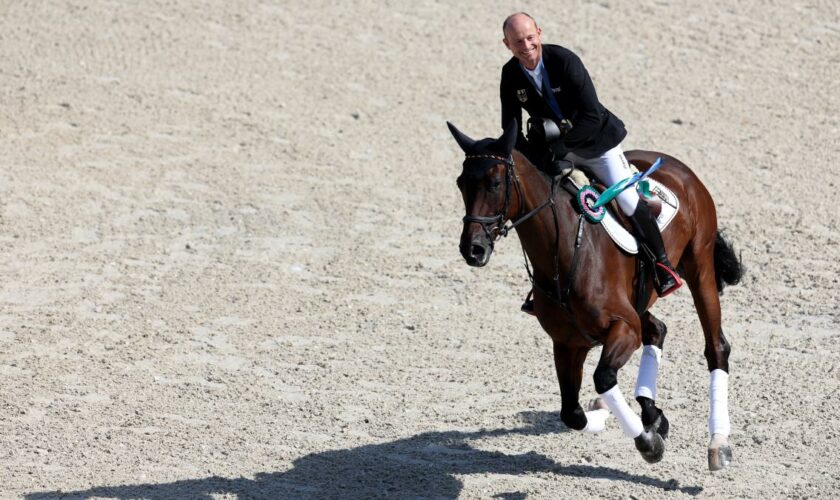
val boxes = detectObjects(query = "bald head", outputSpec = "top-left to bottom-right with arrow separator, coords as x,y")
502,12 -> 537,37
502,12 -> 542,70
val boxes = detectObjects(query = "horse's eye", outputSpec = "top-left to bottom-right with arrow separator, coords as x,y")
488,178 -> 503,192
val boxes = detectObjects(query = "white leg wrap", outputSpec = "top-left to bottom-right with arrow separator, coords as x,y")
709,369 -> 730,437
582,409 -> 610,433
600,385 -> 643,438
634,345 -> 662,400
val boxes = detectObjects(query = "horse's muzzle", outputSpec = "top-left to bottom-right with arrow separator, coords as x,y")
460,238 -> 493,267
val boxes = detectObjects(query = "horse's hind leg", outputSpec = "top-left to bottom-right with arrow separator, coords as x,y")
594,320 -> 664,463
684,242 -> 733,471
634,312 -> 670,439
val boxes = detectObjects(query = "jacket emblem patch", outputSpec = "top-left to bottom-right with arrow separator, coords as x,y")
516,89 -> 528,103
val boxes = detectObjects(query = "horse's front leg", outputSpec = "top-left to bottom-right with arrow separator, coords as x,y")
552,341 -> 606,432
634,312 -> 670,439
594,319 -> 665,463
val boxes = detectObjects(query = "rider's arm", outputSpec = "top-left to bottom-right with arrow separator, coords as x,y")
556,49 -> 604,154
500,69 -> 529,154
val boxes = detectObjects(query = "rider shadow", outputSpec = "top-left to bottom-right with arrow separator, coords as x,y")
26,411 -> 702,499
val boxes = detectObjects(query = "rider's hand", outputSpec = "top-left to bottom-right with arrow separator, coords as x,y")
545,159 -> 574,177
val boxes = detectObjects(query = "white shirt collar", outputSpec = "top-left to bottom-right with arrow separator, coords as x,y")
520,58 -> 545,94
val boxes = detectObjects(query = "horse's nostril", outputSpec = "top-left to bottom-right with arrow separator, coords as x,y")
471,244 -> 486,259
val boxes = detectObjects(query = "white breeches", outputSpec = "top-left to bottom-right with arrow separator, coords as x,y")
566,144 -> 639,216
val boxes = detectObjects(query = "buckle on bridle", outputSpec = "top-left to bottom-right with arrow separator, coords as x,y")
462,213 -> 505,241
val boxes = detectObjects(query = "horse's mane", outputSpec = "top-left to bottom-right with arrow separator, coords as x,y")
514,149 -> 641,188
512,149 -> 587,188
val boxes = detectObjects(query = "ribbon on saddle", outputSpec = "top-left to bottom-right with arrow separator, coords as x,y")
591,157 -> 663,210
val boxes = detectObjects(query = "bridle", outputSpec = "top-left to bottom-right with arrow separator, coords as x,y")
460,152 -> 597,345
460,154 -> 518,244
461,153 -> 558,244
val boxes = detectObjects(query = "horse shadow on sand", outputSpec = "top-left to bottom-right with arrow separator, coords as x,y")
26,411 -> 702,499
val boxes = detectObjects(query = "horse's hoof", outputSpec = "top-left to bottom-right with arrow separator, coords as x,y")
644,412 -> 670,440
634,429 -> 665,464
588,397 -> 608,411
708,433 -> 733,471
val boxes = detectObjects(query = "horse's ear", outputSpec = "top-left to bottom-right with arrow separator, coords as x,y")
497,119 -> 518,154
447,121 -> 476,153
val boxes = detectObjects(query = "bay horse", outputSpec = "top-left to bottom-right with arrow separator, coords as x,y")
448,120 -> 743,470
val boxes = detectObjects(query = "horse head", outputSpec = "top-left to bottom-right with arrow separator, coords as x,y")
447,120 -> 518,267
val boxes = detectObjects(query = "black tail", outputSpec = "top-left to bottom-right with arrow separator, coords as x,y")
714,230 -> 743,294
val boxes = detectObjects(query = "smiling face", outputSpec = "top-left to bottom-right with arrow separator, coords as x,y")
503,14 -> 542,70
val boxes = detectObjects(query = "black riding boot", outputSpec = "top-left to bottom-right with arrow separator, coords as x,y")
629,200 -> 682,297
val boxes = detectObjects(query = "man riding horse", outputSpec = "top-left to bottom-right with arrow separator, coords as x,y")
499,12 -> 682,312
447,11 -> 743,471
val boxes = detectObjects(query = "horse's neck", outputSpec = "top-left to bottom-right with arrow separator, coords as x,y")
512,154 -> 578,282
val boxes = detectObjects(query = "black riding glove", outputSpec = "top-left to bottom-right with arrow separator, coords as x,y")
545,159 -> 574,177
549,140 -> 570,161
